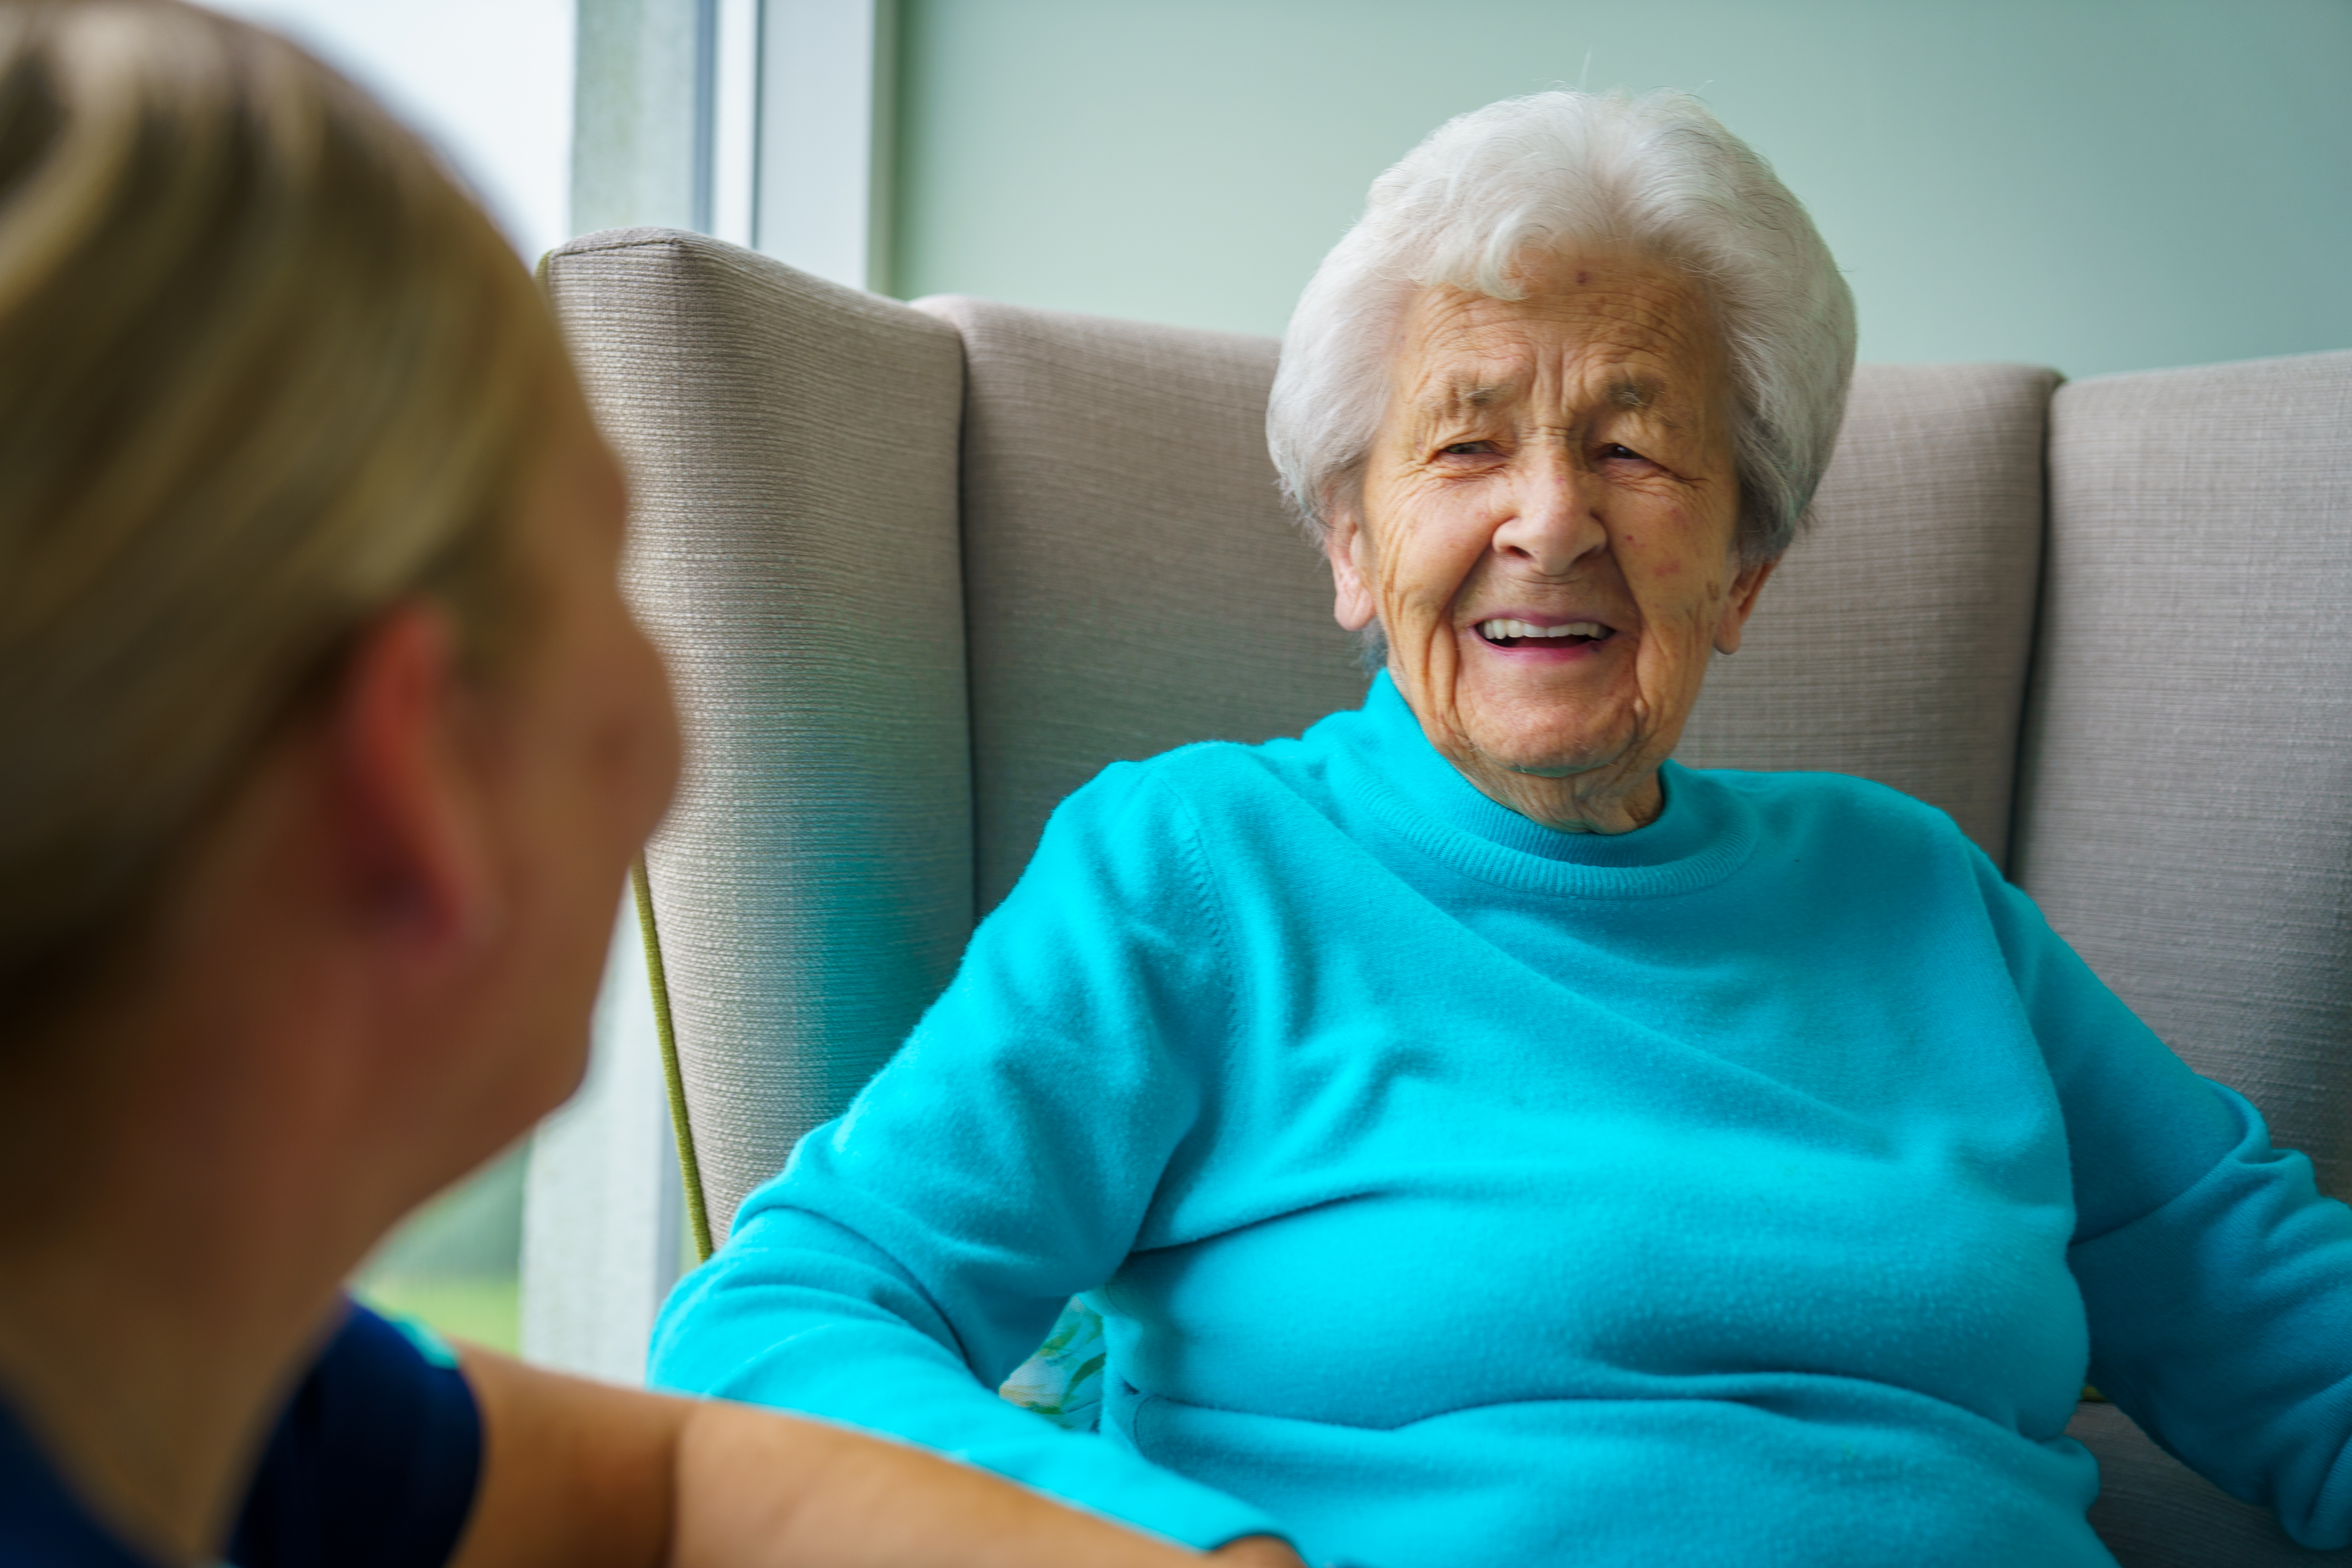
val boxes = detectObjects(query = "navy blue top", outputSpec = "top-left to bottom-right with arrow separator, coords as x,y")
0,1303 -> 482,1568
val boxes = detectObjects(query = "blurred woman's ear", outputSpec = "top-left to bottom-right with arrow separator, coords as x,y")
326,601 -> 506,979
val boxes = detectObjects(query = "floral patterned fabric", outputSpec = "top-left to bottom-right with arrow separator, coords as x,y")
999,1298 -> 1105,1432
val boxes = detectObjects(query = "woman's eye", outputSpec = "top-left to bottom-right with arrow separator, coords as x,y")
1439,441 -> 1495,457
1601,442 -> 1646,462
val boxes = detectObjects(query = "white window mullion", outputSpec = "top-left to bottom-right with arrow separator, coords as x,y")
709,0 -> 761,247
755,0 -> 893,291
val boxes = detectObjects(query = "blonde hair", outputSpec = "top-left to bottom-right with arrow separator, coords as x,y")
0,0 -> 570,1011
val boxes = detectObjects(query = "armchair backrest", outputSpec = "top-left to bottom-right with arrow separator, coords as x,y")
548,225 -> 2352,1229
551,229 -> 2077,1238
2016,356 -> 2352,1195
546,231 -> 973,1227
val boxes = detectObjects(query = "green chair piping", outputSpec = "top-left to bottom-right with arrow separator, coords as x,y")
633,860 -> 713,1263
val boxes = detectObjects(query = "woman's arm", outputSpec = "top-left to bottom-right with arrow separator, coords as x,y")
647,766 -> 1295,1552
1976,854 -> 2352,1548
2064,1090 -> 2352,1550
449,1348 -> 1230,1567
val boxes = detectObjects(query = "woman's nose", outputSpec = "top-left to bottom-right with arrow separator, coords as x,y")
1490,455 -> 1607,575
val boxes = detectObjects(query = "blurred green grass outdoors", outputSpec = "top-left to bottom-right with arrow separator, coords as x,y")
352,1142 -> 528,1355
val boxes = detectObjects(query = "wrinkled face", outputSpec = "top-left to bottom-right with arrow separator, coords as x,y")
1326,249 -> 1772,826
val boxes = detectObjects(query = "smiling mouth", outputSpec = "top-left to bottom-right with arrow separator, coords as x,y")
1475,618 -> 1616,649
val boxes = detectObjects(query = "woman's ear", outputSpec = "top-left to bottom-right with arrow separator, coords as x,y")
328,601 -> 504,975
1323,506 -> 1381,633
1712,554 -> 1779,656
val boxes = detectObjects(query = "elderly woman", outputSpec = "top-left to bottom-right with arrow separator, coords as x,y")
651,91 -> 2352,1567
0,4 -> 1254,1566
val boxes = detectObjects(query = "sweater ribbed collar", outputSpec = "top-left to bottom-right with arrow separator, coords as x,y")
1337,671 -> 1759,898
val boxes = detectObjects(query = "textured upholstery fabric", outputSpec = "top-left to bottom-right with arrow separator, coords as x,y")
913,296 -> 1365,911
2015,351 -> 2352,1198
546,230 -> 972,1240
2068,1402 -> 2352,1565
1677,363 -> 2057,867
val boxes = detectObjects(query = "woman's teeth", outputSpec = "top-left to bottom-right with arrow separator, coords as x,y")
1477,619 -> 1608,643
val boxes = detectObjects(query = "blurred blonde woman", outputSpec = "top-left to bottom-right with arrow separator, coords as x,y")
0,4 -> 1258,1565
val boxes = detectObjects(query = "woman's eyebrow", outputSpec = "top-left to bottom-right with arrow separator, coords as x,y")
1413,379 -> 1510,418
1606,374 -> 1706,436
1608,374 -> 1665,410
1410,372 -> 1682,425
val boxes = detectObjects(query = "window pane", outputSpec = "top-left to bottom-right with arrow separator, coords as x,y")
354,1142 -> 530,1354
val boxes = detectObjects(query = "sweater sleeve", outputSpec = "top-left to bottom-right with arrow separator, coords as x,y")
1973,852 -> 2352,1548
645,763 -> 1290,1552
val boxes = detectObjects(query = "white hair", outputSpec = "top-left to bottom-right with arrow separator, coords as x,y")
1268,89 -> 1856,567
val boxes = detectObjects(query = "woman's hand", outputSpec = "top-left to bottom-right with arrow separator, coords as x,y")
1210,1537 -> 1309,1566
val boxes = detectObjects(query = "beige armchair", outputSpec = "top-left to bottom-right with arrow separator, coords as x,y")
544,226 -> 2352,1566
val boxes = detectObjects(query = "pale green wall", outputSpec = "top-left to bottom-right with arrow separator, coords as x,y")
893,0 -> 2352,378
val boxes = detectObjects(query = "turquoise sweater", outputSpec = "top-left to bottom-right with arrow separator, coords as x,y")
650,674 -> 2352,1567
